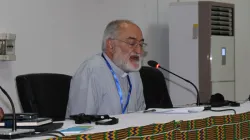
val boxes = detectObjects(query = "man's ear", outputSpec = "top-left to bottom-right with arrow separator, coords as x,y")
107,39 -> 115,53
106,39 -> 111,49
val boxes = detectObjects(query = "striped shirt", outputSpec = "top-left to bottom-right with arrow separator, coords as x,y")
65,53 -> 146,117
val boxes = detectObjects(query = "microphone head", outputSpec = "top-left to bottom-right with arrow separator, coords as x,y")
148,60 -> 160,68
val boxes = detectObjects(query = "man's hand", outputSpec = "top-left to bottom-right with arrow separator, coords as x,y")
0,107 -> 4,121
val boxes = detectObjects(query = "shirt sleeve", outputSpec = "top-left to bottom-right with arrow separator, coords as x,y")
66,64 -> 100,117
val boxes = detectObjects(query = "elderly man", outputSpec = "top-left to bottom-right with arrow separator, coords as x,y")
66,20 -> 146,117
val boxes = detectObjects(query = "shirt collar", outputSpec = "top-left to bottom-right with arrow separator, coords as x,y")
102,53 -> 128,78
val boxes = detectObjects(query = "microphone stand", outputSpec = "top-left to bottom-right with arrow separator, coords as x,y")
158,66 -> 201,106
0,86 -> 34,139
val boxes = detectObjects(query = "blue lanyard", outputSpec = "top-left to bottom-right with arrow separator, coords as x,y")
102,53 -> 132,114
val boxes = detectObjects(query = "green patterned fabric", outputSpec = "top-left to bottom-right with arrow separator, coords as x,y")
180,119 -> 250,140
46,111 -> 250,140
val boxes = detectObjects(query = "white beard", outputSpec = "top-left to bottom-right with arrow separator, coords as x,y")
112,47 -> 143,72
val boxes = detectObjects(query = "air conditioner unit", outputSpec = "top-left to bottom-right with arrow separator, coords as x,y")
168,1 -> 235,106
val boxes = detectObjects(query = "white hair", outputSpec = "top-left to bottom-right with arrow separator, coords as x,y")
101,20 -> 135,52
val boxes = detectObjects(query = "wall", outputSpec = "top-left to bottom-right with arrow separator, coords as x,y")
233,0 -> 250,101
0,0 -> 159,113
0,0 -> 249,112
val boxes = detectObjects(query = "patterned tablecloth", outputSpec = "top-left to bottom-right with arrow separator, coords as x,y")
47,111 -> 250,140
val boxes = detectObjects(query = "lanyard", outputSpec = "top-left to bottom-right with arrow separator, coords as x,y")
102,53 -> 132,114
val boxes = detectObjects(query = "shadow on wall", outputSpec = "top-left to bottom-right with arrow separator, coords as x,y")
145,23 -> 197,101
143,24 -> 169,65
144,24 -> 170,80
165,77 -> 197,98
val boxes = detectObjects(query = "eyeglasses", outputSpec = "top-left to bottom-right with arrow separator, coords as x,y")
111,37 -> 147,49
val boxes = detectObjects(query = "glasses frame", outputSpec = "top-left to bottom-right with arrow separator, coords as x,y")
110,37 -> 147,49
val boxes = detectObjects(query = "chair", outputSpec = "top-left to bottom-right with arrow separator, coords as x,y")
139,66 -> 173,109
15,73 -> 72,121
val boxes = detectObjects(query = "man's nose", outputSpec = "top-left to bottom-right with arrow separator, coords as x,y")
134,46 -> 143,54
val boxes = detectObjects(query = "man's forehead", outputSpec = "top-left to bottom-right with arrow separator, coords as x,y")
119,23 -> 142,33
119,29 -> 144,41
117,23 -> 143,40
127,36 -> 144,42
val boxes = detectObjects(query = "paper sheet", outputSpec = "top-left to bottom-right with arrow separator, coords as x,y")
147,106 -> 205,114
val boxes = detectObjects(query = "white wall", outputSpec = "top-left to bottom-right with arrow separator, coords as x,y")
0,0 -> 159,113
0,0 -> 249,112
233,0 -> 250,101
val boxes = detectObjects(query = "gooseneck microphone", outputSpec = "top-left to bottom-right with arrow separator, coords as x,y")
0,85 -> 34,139
147,60 -> 201,106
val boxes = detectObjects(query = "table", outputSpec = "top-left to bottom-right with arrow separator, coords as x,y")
17,101 -> 250,140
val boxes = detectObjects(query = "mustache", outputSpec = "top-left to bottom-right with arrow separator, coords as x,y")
129,53 -> 142,58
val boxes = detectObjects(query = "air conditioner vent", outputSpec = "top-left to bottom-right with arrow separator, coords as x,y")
211,6 -> 234,36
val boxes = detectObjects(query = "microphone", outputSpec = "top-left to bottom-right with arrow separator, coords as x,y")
0,85 -> 34,139
147,60 -> 201,106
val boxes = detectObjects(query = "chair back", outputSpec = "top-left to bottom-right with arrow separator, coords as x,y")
139,66 -> 173,109
15,73 -> 72,121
